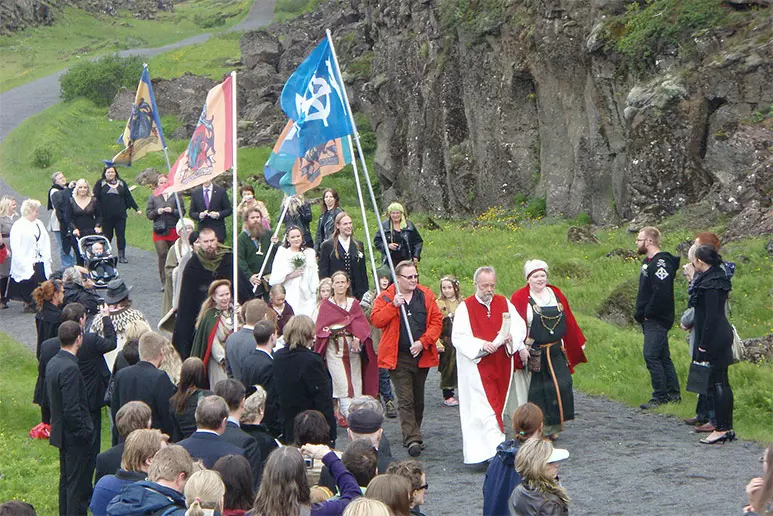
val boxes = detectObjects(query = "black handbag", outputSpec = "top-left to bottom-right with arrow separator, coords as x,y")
153,217 -> 169,236
686,361 -> 711,395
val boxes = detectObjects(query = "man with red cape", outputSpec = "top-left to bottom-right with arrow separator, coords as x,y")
314,271 -> 379,426
452,266 -> 529,464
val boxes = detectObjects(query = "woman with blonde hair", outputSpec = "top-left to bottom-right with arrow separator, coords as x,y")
184,469 -> 225,516
273,315 -> 336,444
9,199 -> 51,312
509,437 -> 570,515
343,497 -> 392,516
68,178 -> 102,264
0,195 -> 18,310
366,474 -> 412,516
190,279 -> 238,385
312,278 -> 332,321
373,202 -> 423,267
436,275 -> 461,406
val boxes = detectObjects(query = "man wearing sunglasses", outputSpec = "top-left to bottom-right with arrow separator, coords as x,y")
370,260 -> 443,458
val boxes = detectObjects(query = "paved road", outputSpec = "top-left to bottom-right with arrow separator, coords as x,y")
0,0 -> 275,143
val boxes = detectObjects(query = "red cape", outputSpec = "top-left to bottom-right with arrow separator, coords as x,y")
314,298 -> 379,397
511,285 -> 587,373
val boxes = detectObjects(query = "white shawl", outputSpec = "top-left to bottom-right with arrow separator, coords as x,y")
9,217 -> 52,281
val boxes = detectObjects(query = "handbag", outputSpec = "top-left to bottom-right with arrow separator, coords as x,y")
528,346 -> 542,372
153,217 -> 169,236
686,361 -> 711,395
730,324 -> 743,364
0,243 -> 6,264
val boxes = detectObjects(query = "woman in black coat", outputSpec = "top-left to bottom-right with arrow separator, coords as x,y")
373,202 -> 423,267
282,194 -> 314,249
32,279 -> 64,358
146,174 -> 185,286
169,357 -> 212,442
691,244 -> 735,445
272,315 -> 336,445
314,188 -> 342,253
93,164 -> 141,263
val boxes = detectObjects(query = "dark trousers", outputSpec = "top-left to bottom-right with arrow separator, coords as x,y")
91,409 -> 102,460
154,239 -> 171,284
709,365 -> 733,431
41,405 -> 51,425
389,352 -> 429,446
58,443 -> 94,516
695,392 -> 716,425
102,216 -> 127,251
379,368 -> 394,401
642,321 -> 680,400
0,276 -> 9,302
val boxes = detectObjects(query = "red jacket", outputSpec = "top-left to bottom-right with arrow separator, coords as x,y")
370,284 -> 442,370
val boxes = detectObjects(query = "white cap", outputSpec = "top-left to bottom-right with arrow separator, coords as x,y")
547,447 -> 569,463
524,259 -> 549,280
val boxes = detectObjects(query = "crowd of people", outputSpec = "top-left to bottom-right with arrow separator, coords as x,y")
0,172 -> 767,515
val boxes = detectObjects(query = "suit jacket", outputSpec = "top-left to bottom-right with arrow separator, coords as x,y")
318,237 -> 369,300
111,361 -> 177,444
178,430 -> 245,468
46,349 -> 94,449
225,327 -> 256,381
189,185 -> 232,242
241,423 -> 278,486
241,348 -> 282,437
273,346 -> 336,444
94,443 -> 124,483
222,420 -> 261,489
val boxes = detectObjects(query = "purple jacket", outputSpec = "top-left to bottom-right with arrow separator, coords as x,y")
312,451 -> 362,515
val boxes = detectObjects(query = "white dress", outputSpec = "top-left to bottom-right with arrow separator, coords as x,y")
269,246 -> 319,316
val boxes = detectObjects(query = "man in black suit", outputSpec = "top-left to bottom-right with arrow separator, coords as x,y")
46,321 -> 94,516
177,395 -> 245,468
111,332 -> 177,444
213,379 -> 262,488
94,401 -> 151,483
35,302 -> 116,464
240,320 -> 282,437
189,180 -> 232,243
318,212 -> 369,300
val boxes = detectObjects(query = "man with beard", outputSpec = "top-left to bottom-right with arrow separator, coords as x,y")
172,227 -> 251,359
237,206 -> 276,301
452,266 -> 529,464
318,212 -> 369,300
634,226 -> 681,409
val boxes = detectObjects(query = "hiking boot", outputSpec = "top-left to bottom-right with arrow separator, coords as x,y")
408,442 -> 422,457
640,398 -> 667,410
385,399 -> 397,418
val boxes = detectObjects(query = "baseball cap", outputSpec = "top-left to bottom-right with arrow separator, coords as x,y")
547,447 -> 570,463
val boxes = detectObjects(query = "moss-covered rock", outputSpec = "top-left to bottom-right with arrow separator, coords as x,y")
597,278 -> 639,326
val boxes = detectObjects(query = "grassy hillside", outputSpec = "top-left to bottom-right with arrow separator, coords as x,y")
0,0 -> 250,92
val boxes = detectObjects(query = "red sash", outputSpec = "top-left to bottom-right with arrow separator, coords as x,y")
464,295 -> 511,431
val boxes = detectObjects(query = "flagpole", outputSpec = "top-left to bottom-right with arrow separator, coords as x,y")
161,147 -> 188,244
230,71 -> 239,326
255,200 -> 289,286
326,29 -> 414,345
346,135 -> 380,294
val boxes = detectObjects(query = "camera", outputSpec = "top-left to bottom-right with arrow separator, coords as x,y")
304,457 -> 314,469
96,296 -> 106,305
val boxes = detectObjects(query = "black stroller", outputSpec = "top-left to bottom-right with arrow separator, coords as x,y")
77,235 -> 119,287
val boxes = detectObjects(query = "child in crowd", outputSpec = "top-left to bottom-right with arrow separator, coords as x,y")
312,278 -> 333,321
269,284 -> 294,336
90,241 -> 116,280
361,270 -> 397,418
436,275 -> 461,406
386,460 -> 428,516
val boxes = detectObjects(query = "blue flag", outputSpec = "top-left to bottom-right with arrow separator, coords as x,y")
113,67 -> 166,166
280,39 -> 353,156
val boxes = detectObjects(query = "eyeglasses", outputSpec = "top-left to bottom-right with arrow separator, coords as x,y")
399,274 -> 419,280
417,482 -> 429,491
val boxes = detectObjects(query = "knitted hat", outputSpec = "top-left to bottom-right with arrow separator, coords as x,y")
524,259 -> 549,281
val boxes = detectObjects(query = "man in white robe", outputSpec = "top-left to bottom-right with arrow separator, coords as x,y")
452,266 -> 529,464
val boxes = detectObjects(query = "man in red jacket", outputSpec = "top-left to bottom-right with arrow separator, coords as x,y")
371,260 -> 442,457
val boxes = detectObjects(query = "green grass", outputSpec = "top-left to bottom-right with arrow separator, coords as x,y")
0,0 -> 250,92
149,31 -> 243,80
0,332 -> 112,512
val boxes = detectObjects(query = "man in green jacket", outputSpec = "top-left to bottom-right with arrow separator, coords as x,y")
238,205 -> 276,299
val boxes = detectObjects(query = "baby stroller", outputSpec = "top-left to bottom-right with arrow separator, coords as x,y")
77,235 -> 119,287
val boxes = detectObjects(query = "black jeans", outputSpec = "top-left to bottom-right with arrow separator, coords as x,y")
642,320 -> 680,400
709,365 -> 733,431
102,216 -> 127,251
58,443 -> 94,516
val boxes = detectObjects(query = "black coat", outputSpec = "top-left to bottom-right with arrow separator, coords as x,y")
241,349 -> 282,437
634,251 -> 680,329
34,318 -> 117,412
64,283 -> 102,316
170,389 -> 213,442
172,251 -> 252,359
318,237 -> 369,300
373,220 -> 423,265
93,178 -> 139,220
693,266 -> 734,367
68,196 -> 102,237
241,423 -> 278,485
94,443 -> 124,483
314,207 -> 342,253
178,430 -> 245,469
46,349 -> 94,449
221,421 -> 262,489
35,301 -> 62,358
189,185 -> 232,242
52,186 -> 74,250
111,361 -> 177,444
273,345 -> 336,445
284,200 -> 314,248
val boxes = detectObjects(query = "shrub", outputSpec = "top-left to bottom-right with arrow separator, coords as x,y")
192,11 -> 225,28
575,212 -> 593,226
60,54 -> 144,106
32,146 -> 52,168
524,196 -> 546,219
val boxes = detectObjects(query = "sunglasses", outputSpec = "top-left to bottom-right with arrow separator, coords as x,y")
399,274 -> 419,280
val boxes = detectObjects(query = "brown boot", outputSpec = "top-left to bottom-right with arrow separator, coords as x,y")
695,422 -> 716,433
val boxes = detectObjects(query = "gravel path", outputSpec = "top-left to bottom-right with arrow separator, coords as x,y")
0,0 -> 766,512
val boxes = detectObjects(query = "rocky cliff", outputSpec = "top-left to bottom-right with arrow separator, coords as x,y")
237,0 -> 772,223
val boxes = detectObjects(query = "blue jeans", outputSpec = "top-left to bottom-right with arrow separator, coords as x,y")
54,231 -> 75,269
379,368 -> 394,401
642,320 -> 680,400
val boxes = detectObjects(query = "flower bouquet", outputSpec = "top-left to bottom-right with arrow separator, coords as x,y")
291,253 -> 306,270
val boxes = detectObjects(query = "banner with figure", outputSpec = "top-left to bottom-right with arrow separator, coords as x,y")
113,66 -> 166,167
158,75 -> 234,195
280,39 -> 353,156
264,119 -> 352,196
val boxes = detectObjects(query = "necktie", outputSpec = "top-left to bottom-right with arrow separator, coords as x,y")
204,188 -> 210,209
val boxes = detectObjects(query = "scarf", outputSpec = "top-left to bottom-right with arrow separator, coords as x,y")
197,245 -> 231,272
688,265 -> 731,308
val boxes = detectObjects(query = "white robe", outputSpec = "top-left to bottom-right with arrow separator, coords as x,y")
9,217 -> 52,281
269,247 -> 319,316
452,297 -> 529,464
